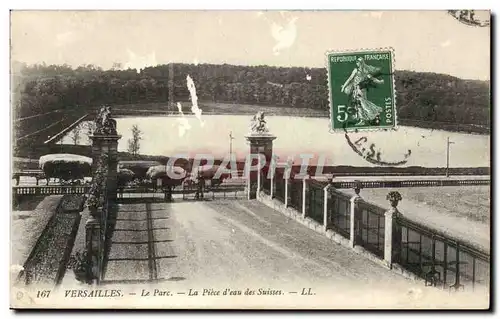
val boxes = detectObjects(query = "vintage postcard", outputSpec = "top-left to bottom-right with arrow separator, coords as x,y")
9,10 -> 491,310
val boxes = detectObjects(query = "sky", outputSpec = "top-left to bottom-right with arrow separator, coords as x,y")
10,10 -> 491,80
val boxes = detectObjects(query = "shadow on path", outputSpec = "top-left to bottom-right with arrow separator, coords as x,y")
102,202 -> 178,283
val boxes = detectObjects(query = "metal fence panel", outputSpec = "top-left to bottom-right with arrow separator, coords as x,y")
473,257 -> 490,288
326,190 -> 351,239
306,181 -> 325,224
288,179 -> 302,211
357,201 -> 385,259
275,177 -> 286,203
261,171 -> 271,195
398,217 -> 490,291
117,183 -> 246,202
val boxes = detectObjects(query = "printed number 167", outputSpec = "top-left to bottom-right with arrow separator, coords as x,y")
37,290 -> 51,298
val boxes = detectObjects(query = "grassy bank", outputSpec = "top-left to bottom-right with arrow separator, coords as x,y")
14,107 -> 89,159
111,101 -> 330,118
14,195 -> 84,286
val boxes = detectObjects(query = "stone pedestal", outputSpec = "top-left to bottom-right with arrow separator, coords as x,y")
302,175 -> 309,218
245,133 -> 276,200
349,194 -> 361,248
384,206 -> 401,268
323,184 -> 332,231
90,134 -> 121,201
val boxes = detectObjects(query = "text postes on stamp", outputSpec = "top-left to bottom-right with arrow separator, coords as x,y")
327,48 -> 396,132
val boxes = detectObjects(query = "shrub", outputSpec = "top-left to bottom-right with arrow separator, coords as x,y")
39,153 -> 92,181
146,165 -> 187,187
118,161 -> 161,179
192,164 -> 232,180
117,168 -> 135,187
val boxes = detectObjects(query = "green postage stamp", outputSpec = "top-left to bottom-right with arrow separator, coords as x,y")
327,48 -> 397,132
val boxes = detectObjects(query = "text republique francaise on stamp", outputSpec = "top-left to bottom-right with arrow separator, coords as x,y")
327,48 -> 397,132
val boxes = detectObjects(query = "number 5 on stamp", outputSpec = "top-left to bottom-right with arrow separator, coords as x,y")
326,48 -> 397,132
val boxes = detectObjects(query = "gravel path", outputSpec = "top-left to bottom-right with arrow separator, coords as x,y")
100,199 -> 488,309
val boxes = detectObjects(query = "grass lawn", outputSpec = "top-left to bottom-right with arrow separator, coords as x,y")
341,186 -> 490,252
399,186 -> 490,224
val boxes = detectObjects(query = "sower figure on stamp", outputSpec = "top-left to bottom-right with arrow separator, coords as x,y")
341,57 -> 385,126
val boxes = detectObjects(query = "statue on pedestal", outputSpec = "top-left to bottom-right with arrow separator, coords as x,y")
95,106 -> 117,135
250,111 -> 269,134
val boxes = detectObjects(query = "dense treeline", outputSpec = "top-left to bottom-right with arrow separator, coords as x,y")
12,61 -> 490,127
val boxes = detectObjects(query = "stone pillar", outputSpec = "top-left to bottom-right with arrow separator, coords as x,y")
323,183 -> 332,231
349,195 -> 360,248
302,175 -> 309,218
246,172 -> 252,200
90,134 -> 121,201
244,133 -> 276,200
85,216 -> 101,284
384,192 -> 403,268
270,171 -> 274,198
284,160 -> 292,207
284,176 -> 289,207
349,182 -> 363,248
256,156 -> 261,199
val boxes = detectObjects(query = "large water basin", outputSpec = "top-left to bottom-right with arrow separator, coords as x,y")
59,115 -> 490,168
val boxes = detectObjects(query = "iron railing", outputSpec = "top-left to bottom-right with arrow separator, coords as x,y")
181,183 -> 246,200
13,185 -> 91,196
288,179 -> 303,211
261,171 -> 271,195
274,176 -> 286,202
397,216 -> 490,291
326,189 -> 352,239
118,183 -> 246,202
356,200 -> 386,259
331,179 -> 489,189
259,177 -> 490,292
305,180 -> 325,224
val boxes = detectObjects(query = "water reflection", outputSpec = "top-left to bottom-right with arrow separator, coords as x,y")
58,115 -> 490,168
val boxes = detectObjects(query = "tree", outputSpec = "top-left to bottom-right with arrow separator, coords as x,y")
71,123 -> 82,145
127,124 -> 142,157
13,62 -> 491,145
111,62 -> 123,70
83,121 -> 96,145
